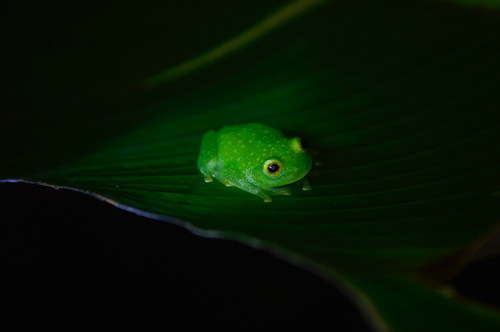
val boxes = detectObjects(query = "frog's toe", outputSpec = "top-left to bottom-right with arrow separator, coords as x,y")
302,178 -> 312,191
258,193 -> 273,203
204,176 -> 213,182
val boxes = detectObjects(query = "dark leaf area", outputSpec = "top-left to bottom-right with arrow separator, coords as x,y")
3,183 -> 500,329
1,183 -> 371,330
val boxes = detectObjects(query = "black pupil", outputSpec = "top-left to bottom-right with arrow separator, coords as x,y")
300,138 -> 308,150
267,163 -> 279,173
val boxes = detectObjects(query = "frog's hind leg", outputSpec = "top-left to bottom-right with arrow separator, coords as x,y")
201,159 -> 217,182
197,130 -> 218,182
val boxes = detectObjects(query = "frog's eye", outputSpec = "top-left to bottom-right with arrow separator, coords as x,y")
264,159 -> 283,177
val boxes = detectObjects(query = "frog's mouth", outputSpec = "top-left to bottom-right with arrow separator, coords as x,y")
270,177 -> 306,190
270,183 -> 294,190
270,165 -> 311,188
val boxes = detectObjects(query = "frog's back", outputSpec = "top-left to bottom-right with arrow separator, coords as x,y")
218,123 -> 281,138
217,123 -> 287,168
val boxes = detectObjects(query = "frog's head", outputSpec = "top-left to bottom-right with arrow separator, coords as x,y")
253,137 -> 312,188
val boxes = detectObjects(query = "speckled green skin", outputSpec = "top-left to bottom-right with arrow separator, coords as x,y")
197,123 -> 312,202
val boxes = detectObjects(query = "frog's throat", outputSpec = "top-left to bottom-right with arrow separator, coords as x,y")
271,172 -> 309,189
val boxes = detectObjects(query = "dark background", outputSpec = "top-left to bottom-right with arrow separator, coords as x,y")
1,182 -> 370,330
1,182 -> 499,329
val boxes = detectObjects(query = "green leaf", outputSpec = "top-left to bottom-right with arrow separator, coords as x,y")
3,0 -> 500,330
345,273 -> 500,331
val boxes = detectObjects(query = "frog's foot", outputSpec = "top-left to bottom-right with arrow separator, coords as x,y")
204,176 -> 214,183
302,178 -> 312,191
219,180 -> 234,187
257,193 -> 273,203
271,188 -> 292,196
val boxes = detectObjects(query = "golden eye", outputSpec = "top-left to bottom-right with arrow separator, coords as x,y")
264,160 -> 282,177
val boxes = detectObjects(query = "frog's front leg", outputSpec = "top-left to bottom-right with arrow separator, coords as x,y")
233,179 -> 273,202
217,179 -> 234,187
257,192 -> 273,203
243,183 -> 273,203
268,186 -> 292,196
203,172 -> 215,183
